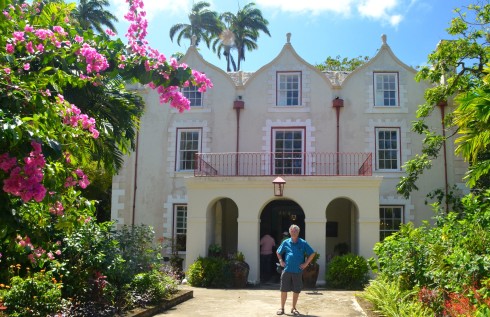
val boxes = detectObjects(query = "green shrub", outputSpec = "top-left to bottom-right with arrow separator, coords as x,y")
186,256 -> 231,288
359,277 -> 433,317
3,270 -> 65,317
325,253 -> 369,290
130,269 -> 177,306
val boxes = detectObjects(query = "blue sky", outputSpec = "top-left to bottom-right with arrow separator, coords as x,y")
108,0 -> 466,71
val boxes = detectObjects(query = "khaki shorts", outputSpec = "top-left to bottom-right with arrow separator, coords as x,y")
279,271 -> 302,293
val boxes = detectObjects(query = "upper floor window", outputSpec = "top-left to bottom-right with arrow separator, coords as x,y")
273,128 -> 304,175
173,204 -> 187,252
277,72 -> 301,106
380,206 -> 403,240
182,85 -> 202,107
176,129 -> 201,171
376,128 -> 400,171
374,72 -> 398,107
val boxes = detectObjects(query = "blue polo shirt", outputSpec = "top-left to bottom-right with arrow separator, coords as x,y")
276,238 -> 314,273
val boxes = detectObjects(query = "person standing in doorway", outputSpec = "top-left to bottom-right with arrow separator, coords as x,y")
260,232 -> 276,282
275,224 -> 316,316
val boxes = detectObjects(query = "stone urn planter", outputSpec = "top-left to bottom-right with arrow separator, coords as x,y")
229,252 -> 249,288
302,253 -> 320,288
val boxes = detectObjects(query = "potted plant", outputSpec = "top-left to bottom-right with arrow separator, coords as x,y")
208,243 -> 222,257
302,253 -> 320,288
229,251 -> 250,288
334,243 -> 349,256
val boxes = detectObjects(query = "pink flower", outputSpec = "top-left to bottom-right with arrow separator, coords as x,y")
105,29 -> 116,36
55,249 -> 61,255
6,43 -> 14,54
4,68 -> 11,74
23,63 -> 30,71
74,35 -> 83,43
12,31 -> 24,43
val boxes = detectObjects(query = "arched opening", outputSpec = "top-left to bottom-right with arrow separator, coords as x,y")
207,198 -> 238,257
259,199 -> 305,283
325,197 -> 359,262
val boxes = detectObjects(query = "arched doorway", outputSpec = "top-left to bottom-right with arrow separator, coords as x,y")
207,198 -> 239,257
259,199 -> 305,282
325,198 -> 358,261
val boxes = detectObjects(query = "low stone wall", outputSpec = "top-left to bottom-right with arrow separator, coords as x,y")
122,289 -> 193,317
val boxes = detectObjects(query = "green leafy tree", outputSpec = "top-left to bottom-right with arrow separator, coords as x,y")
453,66 -> 490,188
397,2 -> 490,201
169,1 -> 222,48
72,0 -> 118,34
0,0 -> 212,313
219,2 -> 271,71
315,55 -> 370,72
211,28 -> 237,72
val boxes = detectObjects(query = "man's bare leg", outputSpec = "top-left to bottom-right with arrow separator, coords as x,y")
292,292 -> 299,310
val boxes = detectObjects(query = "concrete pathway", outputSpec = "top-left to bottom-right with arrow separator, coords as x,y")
154,283 -> 368,317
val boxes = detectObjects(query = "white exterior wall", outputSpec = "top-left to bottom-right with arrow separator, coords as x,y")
111,34 -> 467,285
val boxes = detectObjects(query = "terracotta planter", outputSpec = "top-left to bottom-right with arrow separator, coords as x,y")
231,260 -> 250,288
302,263 -> 319,288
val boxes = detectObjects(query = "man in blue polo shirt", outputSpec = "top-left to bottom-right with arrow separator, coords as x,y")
275,224 -> 316,315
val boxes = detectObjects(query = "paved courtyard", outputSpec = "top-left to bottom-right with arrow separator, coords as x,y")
155,283 -> 368,317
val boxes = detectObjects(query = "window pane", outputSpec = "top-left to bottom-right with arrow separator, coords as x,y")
182,86 -> 202,107
374,73 -> 398,107
174,205 -> 187,251
178,131 -> 200,171
379,206 -> 403,240
274,129 -> 303,175
376,128 -> 399,171
277,73 -> 301,106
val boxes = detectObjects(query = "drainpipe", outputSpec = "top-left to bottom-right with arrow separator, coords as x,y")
332,97 -> 344,175
437,100 -> 449,213
131,130 -> 140,225
234,97 -> 245,176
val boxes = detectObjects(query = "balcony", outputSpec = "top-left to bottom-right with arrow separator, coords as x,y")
194,152 -> 372,177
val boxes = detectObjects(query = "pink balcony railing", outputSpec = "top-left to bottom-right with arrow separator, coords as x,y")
194,152 -> 372,177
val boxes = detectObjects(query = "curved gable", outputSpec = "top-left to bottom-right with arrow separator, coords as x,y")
244,33 -> 333,89
343,34 -> 417,85
181,46 -> 237,88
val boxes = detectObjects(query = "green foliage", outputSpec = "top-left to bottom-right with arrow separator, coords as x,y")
325,254 -> 369,290
371,191 -> 490,314
399,2 -> 490,198
207,243 -> 222,257
130,269 -> 177,306
315,55 -> 369,72
112,225 -> 163,279
186,256 -> 232,288
3,270 -> 65,317
58,220 -> 121,301
359,277 -> 434,317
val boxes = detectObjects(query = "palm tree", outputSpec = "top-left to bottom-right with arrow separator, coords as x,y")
220,2 -> 270,71
169,1 -> 221,48
73,0 -> 118,34
212,28 -> 237,72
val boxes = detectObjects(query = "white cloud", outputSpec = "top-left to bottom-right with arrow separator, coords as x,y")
111,0 -> 189,21
255,0 -> 355,15
357,0 -> 403,26
255,0 -> 407,27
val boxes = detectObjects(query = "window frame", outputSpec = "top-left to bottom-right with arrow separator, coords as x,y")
175,128 -> 202,172
379,205 -> 404,240
272,127 -> 305,175
182,85 -> 203,108
373,72 -> 399,107
276,71 -> 302,106
173,204 -> 187,252
375,127 -> 400,171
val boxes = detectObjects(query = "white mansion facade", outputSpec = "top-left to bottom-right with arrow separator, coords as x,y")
111,34 -> 467,284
